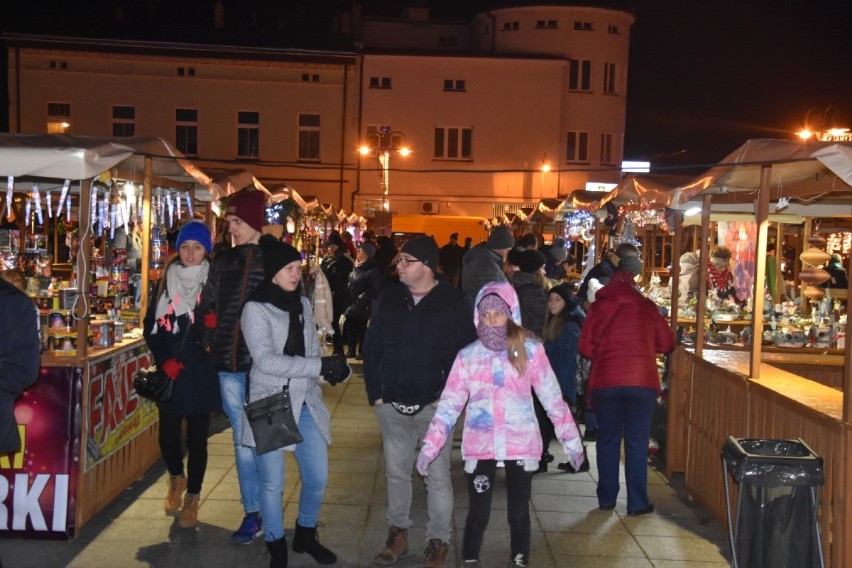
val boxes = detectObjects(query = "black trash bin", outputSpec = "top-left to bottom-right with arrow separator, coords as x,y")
721,436 -> 825,568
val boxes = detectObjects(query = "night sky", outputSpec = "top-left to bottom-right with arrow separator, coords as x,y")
2,0 -> 850,170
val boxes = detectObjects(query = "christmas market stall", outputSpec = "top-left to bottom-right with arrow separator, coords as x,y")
662,139 -> 852,568
0,134 -> 210,538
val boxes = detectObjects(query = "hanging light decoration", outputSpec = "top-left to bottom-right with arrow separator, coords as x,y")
799,232 -> 831,300
563,210 -> 595,241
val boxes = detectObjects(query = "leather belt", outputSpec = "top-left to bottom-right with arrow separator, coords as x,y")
391,402 -> 423,415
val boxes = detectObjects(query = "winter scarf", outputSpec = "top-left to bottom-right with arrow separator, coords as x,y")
153,260 -> 209,333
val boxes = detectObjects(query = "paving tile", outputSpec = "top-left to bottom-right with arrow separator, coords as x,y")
634,534 -> 730,563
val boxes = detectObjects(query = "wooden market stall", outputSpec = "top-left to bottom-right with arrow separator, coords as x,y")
662,139 -> 852,568
0,134 -> 210,538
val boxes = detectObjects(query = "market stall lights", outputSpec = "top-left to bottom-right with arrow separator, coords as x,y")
684,207 -> 702,216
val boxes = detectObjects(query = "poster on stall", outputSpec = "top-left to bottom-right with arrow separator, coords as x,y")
0,366 -> 81,539
85,344 -> 157,472
718,221 -> 756,301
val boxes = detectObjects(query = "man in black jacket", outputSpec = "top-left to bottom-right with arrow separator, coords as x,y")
197,189 -> 267,545
363,236 -> 477,567
0,277 -> 39,456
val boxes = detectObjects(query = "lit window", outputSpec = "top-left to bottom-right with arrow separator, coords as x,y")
46,102 -> 71,134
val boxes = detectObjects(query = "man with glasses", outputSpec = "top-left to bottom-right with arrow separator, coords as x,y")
364,235 -> 477,568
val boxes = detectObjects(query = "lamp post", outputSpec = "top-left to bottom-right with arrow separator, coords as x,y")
359,126 -> 409,215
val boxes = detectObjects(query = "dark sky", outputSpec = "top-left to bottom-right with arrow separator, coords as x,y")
2,0 -> 850,170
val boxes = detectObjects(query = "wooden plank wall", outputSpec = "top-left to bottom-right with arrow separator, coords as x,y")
684,356 -> 749,526
665,346 -> 692,476
75,421 -> 161,529
675,350 -> 847,568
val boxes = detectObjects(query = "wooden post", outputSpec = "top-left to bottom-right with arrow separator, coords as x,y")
694,194 -> 713,357
749,165 -> 771,380
139,157 -> 153,318
75,179 -> 91,359
669,210 -> 684,331
800,218 -> 813,316
773,222 -> 783,304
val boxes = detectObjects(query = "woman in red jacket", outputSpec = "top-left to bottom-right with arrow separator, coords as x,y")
578,252 -> 675,516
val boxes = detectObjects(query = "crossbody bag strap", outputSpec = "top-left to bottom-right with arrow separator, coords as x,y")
245,373 -> 291,406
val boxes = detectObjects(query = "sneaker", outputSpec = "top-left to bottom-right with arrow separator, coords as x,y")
230,512 -> 262,544
557,459 -> 590,473
423,538 -> 449,568
509,553 -> 528,567
375,526 -> 408,565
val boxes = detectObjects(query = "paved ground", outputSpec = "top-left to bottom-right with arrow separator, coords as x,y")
0,364 -> 731,567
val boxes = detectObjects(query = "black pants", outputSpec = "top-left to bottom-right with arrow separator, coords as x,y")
463,460 -> 532,562
533,392 -> 555,456
346,315 -> 368,355
331,308 -> 345,355
158,410 -> 211,495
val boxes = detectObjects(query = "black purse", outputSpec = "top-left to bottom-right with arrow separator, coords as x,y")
135,321 -> 192,404
244,375 -> 303,455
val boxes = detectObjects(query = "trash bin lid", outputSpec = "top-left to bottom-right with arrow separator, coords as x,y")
721,437 -> 825,487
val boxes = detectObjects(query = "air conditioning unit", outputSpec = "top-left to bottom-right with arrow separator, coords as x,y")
420,200 -> 439,215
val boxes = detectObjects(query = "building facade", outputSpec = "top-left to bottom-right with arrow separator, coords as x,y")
4,4 -> 634,221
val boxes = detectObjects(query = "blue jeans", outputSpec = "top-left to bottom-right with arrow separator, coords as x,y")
592,386 -> 657,513
255,403 -> 328,542
219,371 -> 260,515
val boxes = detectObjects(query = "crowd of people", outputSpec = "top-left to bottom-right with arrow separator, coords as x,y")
3,187 -> 676,568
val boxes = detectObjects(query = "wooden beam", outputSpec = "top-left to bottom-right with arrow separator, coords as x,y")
749,165 -> 771,380
695,194 -> 712,357
139,158 -> 153,318
669,210 -> 684,331
75,179 -> 91,359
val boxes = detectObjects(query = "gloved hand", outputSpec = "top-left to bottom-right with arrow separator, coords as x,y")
416,452 -> 432,477
203,311 -> 218,329
320,354 -> 352,386
162,358 -> 185,381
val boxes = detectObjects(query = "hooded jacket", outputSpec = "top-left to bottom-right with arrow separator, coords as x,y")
461,243 -> 507,300
363,279 -> 477,406
420,281 -> 583,465
578,271 -> 675,393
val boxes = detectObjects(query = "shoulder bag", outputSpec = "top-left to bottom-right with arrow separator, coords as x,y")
134,321 -> 193,404
244,374 -> 303,455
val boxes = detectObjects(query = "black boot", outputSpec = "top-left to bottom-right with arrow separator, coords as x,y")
266,537 -> 288,568
292,522 -> 337,565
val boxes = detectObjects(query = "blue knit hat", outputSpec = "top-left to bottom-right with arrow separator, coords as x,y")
176,221 -> 212,254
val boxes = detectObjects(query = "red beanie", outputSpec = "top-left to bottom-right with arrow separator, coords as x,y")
225,190 -> 265,233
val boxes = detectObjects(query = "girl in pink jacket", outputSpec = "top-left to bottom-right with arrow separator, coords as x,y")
417,281 -> 584,567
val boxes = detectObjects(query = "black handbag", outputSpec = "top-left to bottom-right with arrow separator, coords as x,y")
134,367 -> 174,403
245,376 -> 303,455
135,320 -> 192,404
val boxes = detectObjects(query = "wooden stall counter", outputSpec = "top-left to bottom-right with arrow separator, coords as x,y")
2,336 -> 160,538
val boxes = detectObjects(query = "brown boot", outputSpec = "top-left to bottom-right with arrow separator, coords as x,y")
375,526 -> 408,565
423,538 -> 449,568
164,475 -> 186,514
178,493 -> 200,528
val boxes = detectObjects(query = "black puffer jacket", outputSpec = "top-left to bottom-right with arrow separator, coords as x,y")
347,258 -> 382,320
363,280 -> 477,406
321,251 -> 354,314
198,243 -> 265,372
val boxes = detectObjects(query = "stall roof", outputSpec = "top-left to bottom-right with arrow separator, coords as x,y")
0,134 -> 208,190
681,138 -> 852,202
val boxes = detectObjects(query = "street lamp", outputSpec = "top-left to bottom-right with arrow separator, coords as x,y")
359,126 -> 410,213
796,105 -> 850,141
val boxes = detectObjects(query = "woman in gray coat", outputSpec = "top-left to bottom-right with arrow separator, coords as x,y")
240,235 -> 351,568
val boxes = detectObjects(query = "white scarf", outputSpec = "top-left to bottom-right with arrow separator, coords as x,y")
153,260 -> 209,334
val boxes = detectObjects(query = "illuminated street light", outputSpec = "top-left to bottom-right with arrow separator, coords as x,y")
796,105 -> 850,141
359,126 -> 409,213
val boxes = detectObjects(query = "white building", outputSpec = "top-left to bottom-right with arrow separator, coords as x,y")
4,4 -> 634,221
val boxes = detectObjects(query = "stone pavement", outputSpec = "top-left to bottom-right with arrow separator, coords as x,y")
0,366 -> 731,567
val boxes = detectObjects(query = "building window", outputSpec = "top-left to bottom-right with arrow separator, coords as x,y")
569,60 -> 592,92
434,127 -> 472,160
535,20 -> 558,29
608,24 -> 620,34
111,106 -> 136,137
362,125 -> 405,157
298,113 -> 321,161
369,76 -> 392,89
600,133 -> 614,164
437,36 -> 458,47
301,73 -> 320,82
46,102 -> 71,134
566,131 -> 589,162
573,21 -> 594,31
501,21 -> 520,31
177,67 -> 196,77
175,108 -> 198,156
237,111 -> 260,159
603,62 -> 617,94
443,79 -> 466,92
